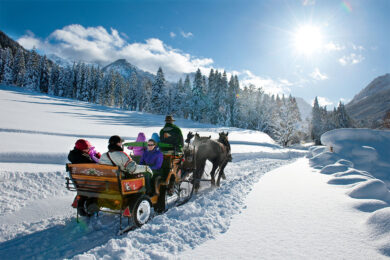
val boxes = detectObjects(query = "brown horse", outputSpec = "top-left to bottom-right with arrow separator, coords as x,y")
192,132 -> 231,191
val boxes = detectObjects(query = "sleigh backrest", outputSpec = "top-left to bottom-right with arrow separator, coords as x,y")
66,163 -> 121,194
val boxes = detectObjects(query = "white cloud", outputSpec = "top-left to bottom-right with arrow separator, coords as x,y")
314,96 -> 333,107
338,53 -> 364,66
240,70 -> 291,96
17,25 -> 211,81
324,42 -> 345,51
302,0 -> 315,6
17,24 -> 297,94
310,68 -> 328,81
180,31 -> 193,38
170,32 -> 176,38
352,44 -> 364,51
17,30 -> 44,50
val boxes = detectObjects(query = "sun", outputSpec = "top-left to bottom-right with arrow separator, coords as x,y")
293,25 -> 323,56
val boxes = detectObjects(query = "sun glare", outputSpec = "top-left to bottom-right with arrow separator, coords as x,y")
294,25 -> 323,56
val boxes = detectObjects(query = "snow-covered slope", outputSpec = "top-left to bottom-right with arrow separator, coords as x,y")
308,128 -> 390,256
1,85 -> 388,259
346,73 -> 390,124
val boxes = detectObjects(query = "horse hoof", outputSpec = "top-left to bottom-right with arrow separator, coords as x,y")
221,173 -> 226,180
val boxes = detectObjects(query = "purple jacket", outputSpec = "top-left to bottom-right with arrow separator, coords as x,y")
139,147 -> 163,170
128,132 -> 146,156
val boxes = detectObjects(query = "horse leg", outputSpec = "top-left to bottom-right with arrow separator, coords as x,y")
209,163 -> 218,186
216,162 -> 228,187
194,160 -> 206,192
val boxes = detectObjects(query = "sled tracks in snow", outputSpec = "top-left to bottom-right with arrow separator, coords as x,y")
0,158 -> 298,259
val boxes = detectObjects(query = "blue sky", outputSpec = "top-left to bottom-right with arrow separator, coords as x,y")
1,0 -> 389,107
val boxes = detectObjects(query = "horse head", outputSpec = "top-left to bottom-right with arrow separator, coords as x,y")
218,131 -> 229,144
185,131 -> 195,144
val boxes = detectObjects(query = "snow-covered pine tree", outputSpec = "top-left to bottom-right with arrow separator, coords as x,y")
102,69 -> 116,106
78,63 -> 89,101
278,95 -> 302,146
1,47 -> 13,85
13,48 -> 26,86
0,49 -> 4,82
311,96 -> 322,145
39,55 -> 50,93
174,78 -> 185,117
227,75 -> 240,126
129,71 -> 138,110
88,66 -> 98,103
56,66 -> 67,97
167,81 -> 180,116
114,72 -> 126,108
64,65 -> 75,98
71,62 -> 80,99
123,72 -> 135,110
24,48 -> 40,91
131,72 -> 142,111
256,92 -> 273,133
183,74 -> 192,119
140,77 -> 152,112
336,102 -> 353,128
217,71 -> 229,125
94,67 -> 105,104
150,67 -> 168,114
236,85 -> 250,129
48,64 -> 60,95
190,68 -> 206,121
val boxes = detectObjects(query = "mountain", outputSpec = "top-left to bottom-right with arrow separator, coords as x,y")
0,30 -> 26,55
295,97 -> 312,121
46,54 -> 74,68
346,73 -> 390,126
102,59 -> 155,82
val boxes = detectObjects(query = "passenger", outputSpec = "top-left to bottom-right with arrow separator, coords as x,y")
128,132 -> 146,156
99,135 -> 154,195
68,139 -> 100,164
139,139 -> 163,171
159,115 -> 184,152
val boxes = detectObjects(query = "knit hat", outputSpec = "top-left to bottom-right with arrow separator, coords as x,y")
151,132 -> 160,143
75,139 -> 91,151
136,132 -> 146,142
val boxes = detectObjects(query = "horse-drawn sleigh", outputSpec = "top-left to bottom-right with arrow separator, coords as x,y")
65,132 -> 231,233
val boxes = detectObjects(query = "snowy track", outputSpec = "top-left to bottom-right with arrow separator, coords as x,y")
0,157 -> 298,260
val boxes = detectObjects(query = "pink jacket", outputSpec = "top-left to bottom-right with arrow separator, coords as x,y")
128,132 -> 146,156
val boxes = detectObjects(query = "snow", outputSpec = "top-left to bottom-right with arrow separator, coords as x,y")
1,85 -> 389,259
180,158 -> 383,259
310,128 -> 390,256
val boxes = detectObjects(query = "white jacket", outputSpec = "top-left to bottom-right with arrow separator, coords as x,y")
99,151 -> 152,175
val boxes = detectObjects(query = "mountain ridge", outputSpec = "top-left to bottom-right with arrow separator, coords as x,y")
346,73 -> 390,126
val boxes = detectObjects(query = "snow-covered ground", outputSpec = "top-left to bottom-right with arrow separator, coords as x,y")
0,85 -> 389,259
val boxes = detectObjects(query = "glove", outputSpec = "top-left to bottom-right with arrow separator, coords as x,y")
88,147 -> 101,163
